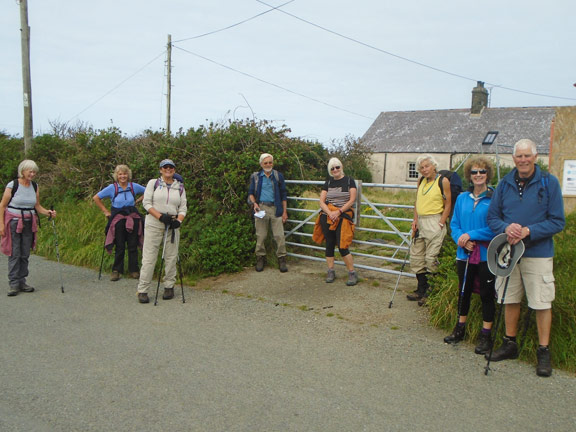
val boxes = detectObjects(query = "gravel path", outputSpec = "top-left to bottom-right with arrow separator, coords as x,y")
1,254 -> 574,432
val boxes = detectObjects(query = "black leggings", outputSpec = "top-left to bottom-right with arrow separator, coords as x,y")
319,213 -> 350,258
456,260 -> 495,322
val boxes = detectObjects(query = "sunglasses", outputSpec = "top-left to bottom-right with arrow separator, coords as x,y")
471,169 -> 487,175
330,166 -> 341,171
162,165 -> 175,170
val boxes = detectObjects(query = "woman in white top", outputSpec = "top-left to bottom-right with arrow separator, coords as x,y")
0,160 -> 56,296
136,159 -> 187,304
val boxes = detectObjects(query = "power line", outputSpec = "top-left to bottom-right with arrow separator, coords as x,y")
173,0 -> 295,43
256,0 -> 576,102
66,51 -> 166,124
172,45 -> 374,120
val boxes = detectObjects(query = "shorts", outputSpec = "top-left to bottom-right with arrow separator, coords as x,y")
496,257 -> 555,310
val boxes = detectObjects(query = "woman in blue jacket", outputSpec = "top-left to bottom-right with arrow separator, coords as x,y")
445,156 -> 497,354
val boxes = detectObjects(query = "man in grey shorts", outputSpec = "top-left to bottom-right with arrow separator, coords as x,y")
487,139 -> 565,377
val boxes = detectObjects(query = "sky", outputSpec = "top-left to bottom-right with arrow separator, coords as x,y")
2,0 -> 576,145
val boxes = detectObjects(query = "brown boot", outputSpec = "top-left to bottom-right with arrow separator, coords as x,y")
278,256 -> 288,273
255,256 -> 265,272
162,287 -> 174,300
138,293 -> 149,304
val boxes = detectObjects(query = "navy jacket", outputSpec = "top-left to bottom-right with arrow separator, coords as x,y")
487,165 -> 565,258
248,170 -> 287,217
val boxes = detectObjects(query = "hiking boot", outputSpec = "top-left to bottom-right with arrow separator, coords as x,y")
138,293 -> 150,304
536,346 -> 552,377
162,288 -> 174,300
130,272 -> 140,279
474,332 -> 492,355
20,283 -> 35,293
278,256 -> 288,273
255,256 -> 265,272
444,324 -> 465,344
325,269 -> 336,283
7,289 -> 19,297
346,271 -> 358,286
110,271 -> 120,281
418,295 -> 428,307
406,292 -> 423,301
485,337 -> 518,362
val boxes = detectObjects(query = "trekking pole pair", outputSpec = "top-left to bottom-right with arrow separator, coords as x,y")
48,207 -> 64,293
153,225 -> 186,306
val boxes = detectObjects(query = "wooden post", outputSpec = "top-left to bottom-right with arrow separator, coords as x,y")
166,34 -> 172,136
19,0 -> 33,154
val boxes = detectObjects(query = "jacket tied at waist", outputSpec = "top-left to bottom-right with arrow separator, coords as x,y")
312,203 -> 355,250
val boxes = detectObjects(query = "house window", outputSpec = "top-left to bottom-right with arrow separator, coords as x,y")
407,162 -> 419,181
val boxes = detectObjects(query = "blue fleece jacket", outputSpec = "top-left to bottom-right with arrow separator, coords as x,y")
487,165 -> 565,258
450,188 -> 496,261
248,169 -> 287,217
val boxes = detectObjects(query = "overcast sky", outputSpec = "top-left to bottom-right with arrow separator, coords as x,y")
2,0 -> 575,144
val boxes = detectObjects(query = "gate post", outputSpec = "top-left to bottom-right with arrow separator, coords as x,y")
355,180 -> 362,226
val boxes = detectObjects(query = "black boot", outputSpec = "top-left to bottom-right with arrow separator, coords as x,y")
536,346 -> 552,377
485,336 -> 518,361
474,332 -> 492,355
407,273 -> 428,301
444,323 -> 465,344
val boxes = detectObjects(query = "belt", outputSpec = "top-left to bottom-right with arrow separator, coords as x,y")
259,201 -> 275,206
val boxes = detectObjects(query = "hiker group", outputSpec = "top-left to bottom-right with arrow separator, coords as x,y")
0,138 -> 565,377
409,139 -> 564,377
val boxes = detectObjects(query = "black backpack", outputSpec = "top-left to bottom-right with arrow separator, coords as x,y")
438,170 -> 463,212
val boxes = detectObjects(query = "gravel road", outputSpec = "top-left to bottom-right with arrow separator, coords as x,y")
1,254 -> 574,432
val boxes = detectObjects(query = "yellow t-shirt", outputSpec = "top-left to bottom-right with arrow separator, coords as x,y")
416,175 -> 444,215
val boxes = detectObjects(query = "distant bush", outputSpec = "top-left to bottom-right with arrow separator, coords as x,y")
1,120 -> 369,278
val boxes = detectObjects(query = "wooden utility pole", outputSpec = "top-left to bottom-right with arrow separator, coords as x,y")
166,34 -> 172,136
19,0 -> 34,154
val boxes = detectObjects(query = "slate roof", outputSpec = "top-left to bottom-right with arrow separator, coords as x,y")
362,107 -> 555,154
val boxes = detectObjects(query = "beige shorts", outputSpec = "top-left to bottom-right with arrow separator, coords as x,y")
496,257 -> 555,310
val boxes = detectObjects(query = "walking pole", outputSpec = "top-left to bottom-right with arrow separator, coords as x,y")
484,275 -> 510,375
389,249 -> 410,308
389,232 -> 413,308
177,255 -> 186,303
484,233 -> 525,376
98,236 -> 106,280
456,252 -> 471,320
153,225 -> 170,306
49,207 -> 64,293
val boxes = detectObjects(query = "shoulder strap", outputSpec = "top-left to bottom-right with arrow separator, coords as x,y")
10,179 -> 20,200
438,174 -> 445,199
10,180 -> 37,202
154,178 -> 183,196
113,182 -> 119,199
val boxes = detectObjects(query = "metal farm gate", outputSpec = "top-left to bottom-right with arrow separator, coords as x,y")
283,180 -> 417,279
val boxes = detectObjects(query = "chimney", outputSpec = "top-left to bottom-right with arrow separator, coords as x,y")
471,81 -> 488,114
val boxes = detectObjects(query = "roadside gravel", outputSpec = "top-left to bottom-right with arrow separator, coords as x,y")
1,254 -> 574,432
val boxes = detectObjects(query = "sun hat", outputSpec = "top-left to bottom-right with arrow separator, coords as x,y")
487,233 -> 525,277
159,159 -> 176,168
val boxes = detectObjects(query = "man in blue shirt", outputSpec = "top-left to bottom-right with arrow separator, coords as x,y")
248,153 -> 288,272
487,139 -> 565,377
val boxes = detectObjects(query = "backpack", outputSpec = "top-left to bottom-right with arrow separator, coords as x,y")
248,170 -> 280,206
418,170 -> 462,214
10,179 -> 38,202
153,175 -> 184,196
438,170 -> 462,212
112,182 -> 136,203
8,179 -> 41,227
